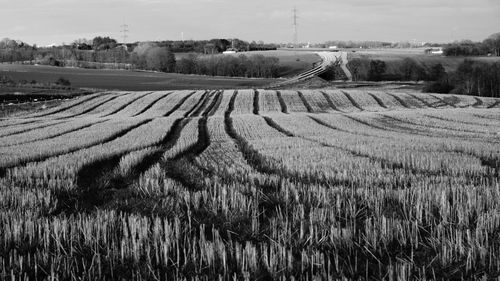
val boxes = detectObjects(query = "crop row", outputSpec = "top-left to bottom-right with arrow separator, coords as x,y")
0,90 -> 499,280
4,90 -> 499,125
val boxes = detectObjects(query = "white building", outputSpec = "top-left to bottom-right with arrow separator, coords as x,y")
223,48 -> 237,54
431,48 -> 443,55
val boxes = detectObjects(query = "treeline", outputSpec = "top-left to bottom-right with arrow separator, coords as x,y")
443,33 -> 500,56
129,42 -> 176,72
161,39 -> 277,53
0,39 -> 37,63
0,38 -> 130,67
347,58 -> 432,82
0,37 -> 281,78
318,40 -> 436,49
346,57 -> 500,98
177,54 -> 280,78
0,37 -> 277,65
425,60 -> 500,98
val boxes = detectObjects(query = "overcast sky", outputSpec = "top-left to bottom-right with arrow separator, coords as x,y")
1,0 -> 499,46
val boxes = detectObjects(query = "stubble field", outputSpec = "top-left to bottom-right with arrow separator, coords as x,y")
1,89 -> 500,280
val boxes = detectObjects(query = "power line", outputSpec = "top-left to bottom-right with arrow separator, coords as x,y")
120,23 -> 129,44
293,7 -> 298,47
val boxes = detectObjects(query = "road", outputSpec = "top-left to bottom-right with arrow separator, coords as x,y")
340,51 -> 353,81
269,51 -> 352,87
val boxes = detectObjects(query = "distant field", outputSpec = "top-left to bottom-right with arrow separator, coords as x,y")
1,89 -> 499,280
348,48 -> 500,72
236,50 -> 321,77
0,64 -> 278,91
179,50 -> 321,78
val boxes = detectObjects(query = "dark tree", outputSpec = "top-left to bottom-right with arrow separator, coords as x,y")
55,77 -> 71,86
368,60 -> 386,81
399,58 -> 426,81
177,55 -> 198,74
483,33 -> 500,56
428,63 -> 447,81
92,37 -> 117,51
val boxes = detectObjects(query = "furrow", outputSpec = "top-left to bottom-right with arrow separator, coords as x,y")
262,116 -> 294,137
386,93 -> 411,108
276,91 -> 288,114
60,118 -> 189,213
368,93 -> 388,109
59,95 -> 121,119
0,120 -> 67,138
162,117 -> 211,191
381,114 -> 488,135
297,91 -> 314,113
265,116 -> 407,172
472,97 -> 484,107
29,93 -> 106,118
320,91 -> 341,112
0,119 -> 109,148
256,116 -> 358,186
430,94 -> 456,108
253,89 -> 260,115
192,91 -> 215,117
225,94 -> 337,186
0,119 -> 152,177
208,90 -> 224,116
203,91 -> 223,117
0,120 -> 43,129
102,92 -> 152,117
184,91 -> 209,117
341,91 -> 364,111
164,91 -> 197,117
406,93 -> 434,108
488,100 -> 500,109
308,116 -> 351,134
133,92 -> 172,117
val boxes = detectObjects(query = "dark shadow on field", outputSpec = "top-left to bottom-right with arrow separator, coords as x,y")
0,64 -> 278,91
50,89 -> 221,215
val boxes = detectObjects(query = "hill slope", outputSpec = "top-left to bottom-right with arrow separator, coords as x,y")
1,89 -> 499,280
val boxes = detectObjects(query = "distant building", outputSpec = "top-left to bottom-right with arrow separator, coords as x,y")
223,40 -> 238,54
425,47 -> 443,55
432,48 -> 444,55
223,48 -> 237,54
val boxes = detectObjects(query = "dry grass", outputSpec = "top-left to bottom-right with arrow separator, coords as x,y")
0,89 -> 499,280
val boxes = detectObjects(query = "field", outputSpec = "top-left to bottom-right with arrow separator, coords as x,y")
228,50 -> 321,78
1,89 -> 500,280
0,64 -> 278,91
176,50 -> 321,78
347,48 -> 500,72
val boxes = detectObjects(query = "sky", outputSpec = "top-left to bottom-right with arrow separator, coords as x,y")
1,0 -> 499,46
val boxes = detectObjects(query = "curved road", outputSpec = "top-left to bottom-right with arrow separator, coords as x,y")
270,51 -> 352,87
340,51 -> 353,81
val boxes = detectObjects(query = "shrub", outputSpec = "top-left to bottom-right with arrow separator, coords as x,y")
368,60 -> 386,81
0,75 -> 15,85
399,58 -> 426,81
175,53 -> 280,78
347,58 -> 369,81
423,81 -> 454,93
55,77 -> 71,87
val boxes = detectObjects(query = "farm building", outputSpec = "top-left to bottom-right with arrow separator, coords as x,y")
223,48 -> 238,54
425,47 -> 443,55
